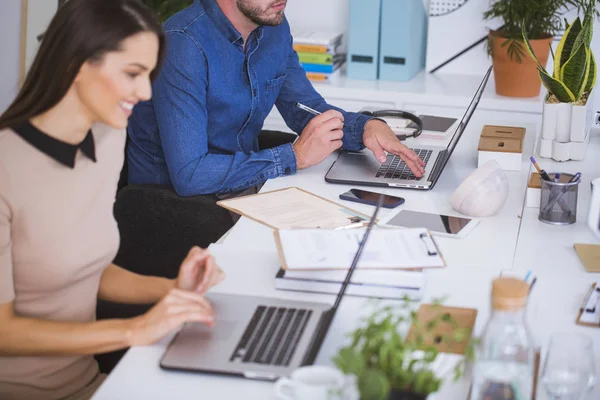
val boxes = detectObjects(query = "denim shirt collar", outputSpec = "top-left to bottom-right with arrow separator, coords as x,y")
198,0 -> 243,45
197,0 -> 263,46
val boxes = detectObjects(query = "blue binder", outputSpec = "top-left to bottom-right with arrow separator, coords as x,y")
379,0 -> 427,81
347,0 -> 382,80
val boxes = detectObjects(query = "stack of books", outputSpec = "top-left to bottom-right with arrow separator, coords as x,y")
273,228 -> 447,300
292,28 -> 345,83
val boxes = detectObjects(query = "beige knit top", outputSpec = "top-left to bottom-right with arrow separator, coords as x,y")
0,122 -> 125,399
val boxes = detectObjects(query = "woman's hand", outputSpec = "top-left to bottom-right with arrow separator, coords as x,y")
175,246 -> 225,294
127,288 -> 214,346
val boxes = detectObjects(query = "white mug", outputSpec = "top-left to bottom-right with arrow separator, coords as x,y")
273,365 -> 357,400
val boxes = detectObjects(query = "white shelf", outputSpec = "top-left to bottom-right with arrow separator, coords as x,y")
265,69 -> 546,133
311,69 -> 546,114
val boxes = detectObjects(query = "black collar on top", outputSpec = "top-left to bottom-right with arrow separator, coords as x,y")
11,121 -> 96,169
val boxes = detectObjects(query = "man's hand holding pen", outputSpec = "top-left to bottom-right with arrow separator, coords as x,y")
294,102 -> 425,176
293,109 -> 345,170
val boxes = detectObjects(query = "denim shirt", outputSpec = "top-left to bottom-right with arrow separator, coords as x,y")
127,0 -> 372,196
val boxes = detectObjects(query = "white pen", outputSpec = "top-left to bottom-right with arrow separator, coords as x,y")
296,102 -> 344,127
295,102 -> 321,116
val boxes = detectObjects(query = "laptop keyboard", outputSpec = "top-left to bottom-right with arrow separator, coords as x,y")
375,148 -> 432,180
230,306 -> 312,366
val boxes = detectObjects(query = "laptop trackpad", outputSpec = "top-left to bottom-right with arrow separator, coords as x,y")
180,320 -> 237,341
340,152 -> 380,168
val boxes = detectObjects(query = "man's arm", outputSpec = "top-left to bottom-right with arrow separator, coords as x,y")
273,25 -> 425,176
151,31 -> 297,196
274,33 -> 373,152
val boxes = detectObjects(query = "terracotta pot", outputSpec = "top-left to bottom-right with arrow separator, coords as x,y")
388,389 -> 426,400
489,30 -> 553,97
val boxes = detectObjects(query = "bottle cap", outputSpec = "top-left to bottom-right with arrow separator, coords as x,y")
492,277 -> 529,311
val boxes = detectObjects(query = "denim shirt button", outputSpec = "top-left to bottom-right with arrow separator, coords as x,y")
252,88 -> 257,96
284,167 -> 291,175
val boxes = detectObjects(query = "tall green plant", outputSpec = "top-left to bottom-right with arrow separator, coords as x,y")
332,299 -> 474,400
522,4 -> 597,103
483,0 -> 600,62
142,0 -> 192,22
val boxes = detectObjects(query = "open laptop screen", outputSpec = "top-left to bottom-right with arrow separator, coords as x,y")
446,66 -> 492,157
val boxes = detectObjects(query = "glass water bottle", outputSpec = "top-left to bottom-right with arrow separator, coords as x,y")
470,277 -> 536,400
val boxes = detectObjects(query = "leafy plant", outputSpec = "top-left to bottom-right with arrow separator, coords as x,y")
483,0 -> 600,62
522,2 -> 597,103
141,0 -> 193,22
333,299 -> 475,400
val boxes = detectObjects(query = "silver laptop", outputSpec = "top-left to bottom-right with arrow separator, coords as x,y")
160,197 -> 384,380
325,66 -> 492,190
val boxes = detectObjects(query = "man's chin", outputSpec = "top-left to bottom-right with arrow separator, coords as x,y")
258,13 -> 285,26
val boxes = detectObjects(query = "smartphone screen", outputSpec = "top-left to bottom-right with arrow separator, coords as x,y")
348,189 -> 404,207
386,210 -> 472,235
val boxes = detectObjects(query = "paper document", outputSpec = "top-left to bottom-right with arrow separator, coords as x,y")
275,227 -> 445,270
217,187 -> 372,230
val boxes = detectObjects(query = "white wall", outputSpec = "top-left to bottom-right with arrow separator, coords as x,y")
0,0 -> 23,114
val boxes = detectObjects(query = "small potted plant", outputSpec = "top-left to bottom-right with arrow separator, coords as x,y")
333,299 -> 475,400
483,0 -> 594,98
522,1 -> 598,160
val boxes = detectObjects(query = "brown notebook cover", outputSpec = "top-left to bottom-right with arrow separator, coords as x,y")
406,304 -> 477,355
574,244 -> 600,273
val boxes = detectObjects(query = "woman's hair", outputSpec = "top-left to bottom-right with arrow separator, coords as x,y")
0,0 -> 166,130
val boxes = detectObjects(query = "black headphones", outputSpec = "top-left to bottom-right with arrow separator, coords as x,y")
360,109 -> 424,141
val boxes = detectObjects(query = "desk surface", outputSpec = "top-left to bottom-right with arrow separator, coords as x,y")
92,111 -> 600,400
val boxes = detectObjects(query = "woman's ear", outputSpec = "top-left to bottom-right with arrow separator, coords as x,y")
73,61 -> 89,83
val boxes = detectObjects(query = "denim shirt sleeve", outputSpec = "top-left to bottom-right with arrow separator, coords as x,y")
274,34 -> 374,151
151,31 -> 297,197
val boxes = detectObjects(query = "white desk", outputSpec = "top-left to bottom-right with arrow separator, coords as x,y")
92,111 -> 600,400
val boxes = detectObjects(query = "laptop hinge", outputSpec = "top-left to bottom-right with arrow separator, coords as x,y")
428,150 -> 448,183
300,309 -> 335,366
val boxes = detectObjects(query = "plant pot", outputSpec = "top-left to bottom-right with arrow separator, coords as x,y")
540,93 -> 593,161
388,389 -> 426,400
489,30 -> 553,97
542,94 -> 593,143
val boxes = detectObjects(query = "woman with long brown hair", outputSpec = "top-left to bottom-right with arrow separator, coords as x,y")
0,1 -> 222,399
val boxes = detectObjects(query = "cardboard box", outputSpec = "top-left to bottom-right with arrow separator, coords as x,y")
478,125 -> 526,171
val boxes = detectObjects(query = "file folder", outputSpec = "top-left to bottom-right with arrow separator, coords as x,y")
379,0 -> 427,81
347,0 -> 382,80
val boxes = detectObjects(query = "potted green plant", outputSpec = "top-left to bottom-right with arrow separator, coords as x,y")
142,0 -> 192,22
522,2 -> 597,160
483,0 -> 594,98
333,300 -> 475,400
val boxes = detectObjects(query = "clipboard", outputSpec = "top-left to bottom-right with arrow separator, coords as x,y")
273,228 -> 446,271
576,282 -> 600,328
217,187 -> 374,230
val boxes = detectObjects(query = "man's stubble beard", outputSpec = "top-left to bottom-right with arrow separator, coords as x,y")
236,0 -> 285,26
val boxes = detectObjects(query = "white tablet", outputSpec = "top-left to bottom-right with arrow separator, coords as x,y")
379,209 -> 479,238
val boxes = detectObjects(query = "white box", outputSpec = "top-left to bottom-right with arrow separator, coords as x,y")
526,173 -> 542,208
477,125 -> 526,171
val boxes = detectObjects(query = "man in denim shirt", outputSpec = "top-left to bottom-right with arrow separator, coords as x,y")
127,0 -> 425,197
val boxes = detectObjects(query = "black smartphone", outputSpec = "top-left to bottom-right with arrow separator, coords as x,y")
339,189 -> 405,209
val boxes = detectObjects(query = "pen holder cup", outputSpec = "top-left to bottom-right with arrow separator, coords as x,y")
539,173 -> 580,225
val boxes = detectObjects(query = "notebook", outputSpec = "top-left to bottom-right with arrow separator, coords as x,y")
275,267 -> 425,300
274,227 -> 445,270
217,187 -> 373,230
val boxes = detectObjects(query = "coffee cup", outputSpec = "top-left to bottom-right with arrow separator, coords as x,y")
273,365 -> 357,400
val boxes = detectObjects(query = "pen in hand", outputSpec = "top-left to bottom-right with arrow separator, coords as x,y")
296,102 -> 344,127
